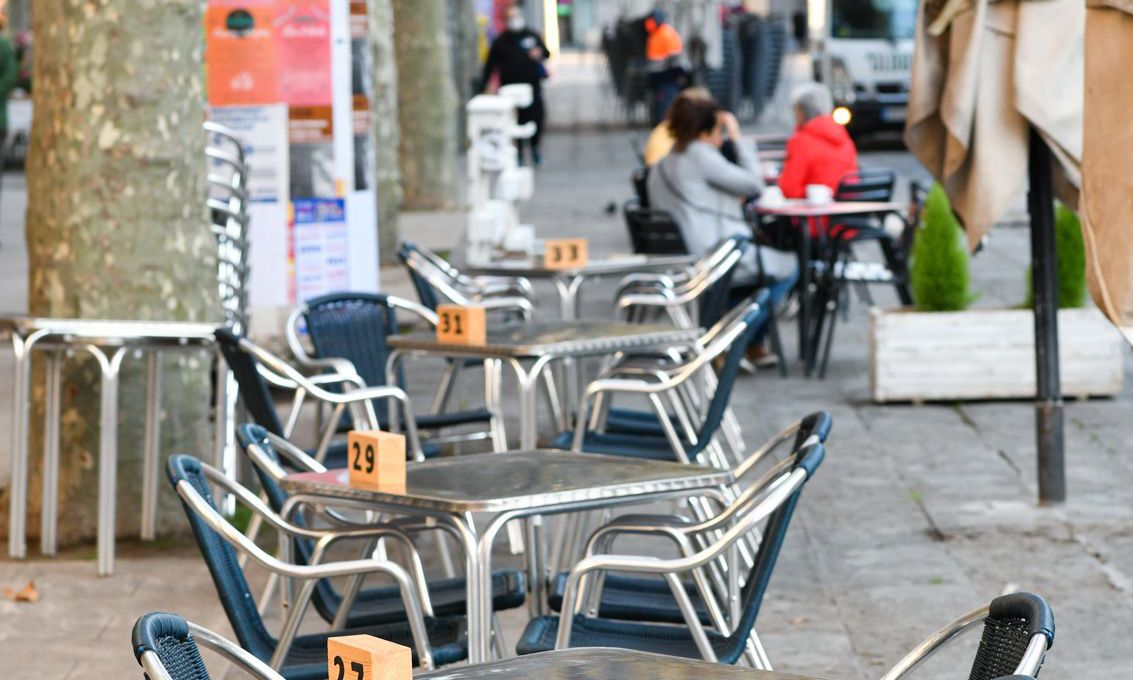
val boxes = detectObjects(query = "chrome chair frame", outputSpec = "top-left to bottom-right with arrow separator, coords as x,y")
285,296 -> 506,451
554,449 -> 816,665
174,460 -> 438,670
880,602 -> 1050,680
229,334 -> 425,462
137,618 -> 286,680
614,239 -> 745,329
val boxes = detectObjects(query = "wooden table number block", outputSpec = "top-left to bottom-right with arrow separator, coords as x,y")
435,304 -> 487,345
544,238 -> 588,269
327,634 -> 411,680
346,430 -> 406,493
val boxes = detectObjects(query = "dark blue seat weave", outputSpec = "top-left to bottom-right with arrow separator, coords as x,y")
300,292 -> 492,440
237,424 -> 525,628
166,454 -> 468,676
132,612 -> 211,680
516,442 -> 825,663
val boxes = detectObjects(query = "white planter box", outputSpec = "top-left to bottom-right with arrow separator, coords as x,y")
870,307 -> 1126,402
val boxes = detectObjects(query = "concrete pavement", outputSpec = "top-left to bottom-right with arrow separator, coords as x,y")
1,126 -> 1132,679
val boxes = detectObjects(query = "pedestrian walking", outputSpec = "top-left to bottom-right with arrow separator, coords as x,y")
645,10 -> 685,125
481,5 -> 550,167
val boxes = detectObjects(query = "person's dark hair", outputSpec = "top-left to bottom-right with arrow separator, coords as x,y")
667,97 -> 723,153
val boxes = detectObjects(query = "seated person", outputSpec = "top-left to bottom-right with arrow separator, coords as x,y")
647,96 -> 796,365
777,82 -> 858,199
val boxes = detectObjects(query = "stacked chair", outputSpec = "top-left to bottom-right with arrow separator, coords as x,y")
205,122 -> 252,335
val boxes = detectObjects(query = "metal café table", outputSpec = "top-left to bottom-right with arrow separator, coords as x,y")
387,321 -> 700,450
465,255 -> 694,320
755,200 -> 907,375
281,451 -> 733,664
419,648 -> 820,679
0,317 -> 225,575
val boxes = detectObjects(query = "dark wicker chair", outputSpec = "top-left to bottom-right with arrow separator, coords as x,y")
132,611 -> 284,680
881,592 -> 1055,680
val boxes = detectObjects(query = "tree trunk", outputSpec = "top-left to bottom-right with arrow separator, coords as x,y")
12,0 -> 215,545
392,0 -> 459,209
370,0 -> 402,261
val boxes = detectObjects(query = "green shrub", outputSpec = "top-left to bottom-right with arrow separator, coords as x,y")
910,183 -> 974,312
1024,202 -> 1087,309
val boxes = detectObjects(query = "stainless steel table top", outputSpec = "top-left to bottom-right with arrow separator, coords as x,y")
465,254 -> 694,278
387,320 -> 700,359
0,316 -> 217,346
418,648 -> 820,680
281,450 -> 733,514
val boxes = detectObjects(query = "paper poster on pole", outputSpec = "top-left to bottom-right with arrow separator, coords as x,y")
204,0 -> 380,321
208,104 -> 289,203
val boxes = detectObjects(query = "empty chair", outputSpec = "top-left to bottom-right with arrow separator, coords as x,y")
237,423 -> 527,630
624,205 -> 689,255
555,297 -> 769,469
132,611 -> 285,680
546,411 -> 832,634
287,293 -> 504,452
516,440 -> 826,666
166,454 -> 468,676
398,241 -> 533,314
213,327 -> 425,466
881,592 -> 1055,680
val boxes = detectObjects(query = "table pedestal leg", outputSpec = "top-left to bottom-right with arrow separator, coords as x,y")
141,351 -> 163,541
90,346 -> 127,577
40,352 -> 62,555
214,354 -> 237,515
9,330 -> 48,560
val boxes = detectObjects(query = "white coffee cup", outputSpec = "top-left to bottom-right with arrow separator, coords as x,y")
805,184 -> 834,205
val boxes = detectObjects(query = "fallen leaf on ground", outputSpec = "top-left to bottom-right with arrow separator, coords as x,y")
2,580 -> 39,603
789,615 -> 809,625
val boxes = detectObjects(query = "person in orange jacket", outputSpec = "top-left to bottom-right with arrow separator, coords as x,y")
777,83 -> 858,199
645,10 -> 685,125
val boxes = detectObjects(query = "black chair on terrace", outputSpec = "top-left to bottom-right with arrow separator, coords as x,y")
624,204 -> 689,255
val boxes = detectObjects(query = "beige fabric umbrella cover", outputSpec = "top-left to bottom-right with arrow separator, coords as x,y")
1081,1 -> 1133,340
905,0 -> 1083,251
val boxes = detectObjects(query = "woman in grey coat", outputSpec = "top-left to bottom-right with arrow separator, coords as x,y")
647,96 -> 796,364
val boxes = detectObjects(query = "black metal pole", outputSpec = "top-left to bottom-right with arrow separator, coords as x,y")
1027,128 -> 1066,504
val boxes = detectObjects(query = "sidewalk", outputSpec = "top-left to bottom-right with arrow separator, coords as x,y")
1,131 -> 1131,678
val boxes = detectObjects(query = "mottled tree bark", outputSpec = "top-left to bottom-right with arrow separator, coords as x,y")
370,0 -> 402,261
10,0 -> 215,544
392,0 -> 459,209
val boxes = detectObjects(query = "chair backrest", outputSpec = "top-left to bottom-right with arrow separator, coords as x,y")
697,236 -> 751,329
687,292 -> 769,460
166,454 -> 278,662
301,292 -> 404,393
132,612 -> 211,680
235,424 -> 347,627
836,168 -> 897,203
969,593 -> 1055,680
214,328 -> 285,436
398,242 -> 442,310
721,441 -> 825,660
624,205 -> 689,255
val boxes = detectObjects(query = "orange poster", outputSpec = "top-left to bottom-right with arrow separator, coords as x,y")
206,1 -> 279,105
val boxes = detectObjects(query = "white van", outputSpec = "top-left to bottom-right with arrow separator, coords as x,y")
808,0 -> 917,137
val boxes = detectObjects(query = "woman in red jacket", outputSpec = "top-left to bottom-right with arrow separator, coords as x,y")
777,83 -> 858,199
